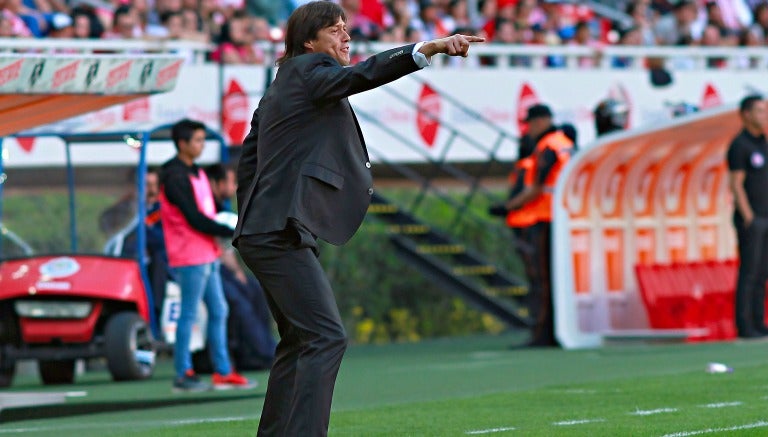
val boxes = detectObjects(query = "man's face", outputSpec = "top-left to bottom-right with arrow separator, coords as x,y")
305,17 -> 351,66
145,172 -> 160,205
744,100 -> 768,132
220,170 -> 237,200
527,117 -> 551,139
179,129 -> 206,161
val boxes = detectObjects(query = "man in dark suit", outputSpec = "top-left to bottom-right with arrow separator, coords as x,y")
233,2 -> 483,435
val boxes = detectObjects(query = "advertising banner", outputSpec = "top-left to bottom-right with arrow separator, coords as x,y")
3,65 -> 767,168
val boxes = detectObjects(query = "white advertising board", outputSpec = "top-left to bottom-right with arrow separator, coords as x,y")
2,64 -> 764,167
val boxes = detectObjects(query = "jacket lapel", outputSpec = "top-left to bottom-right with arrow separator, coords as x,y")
345,98 -> 369,161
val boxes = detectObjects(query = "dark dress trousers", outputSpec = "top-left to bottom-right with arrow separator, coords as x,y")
234,44 -> 421,437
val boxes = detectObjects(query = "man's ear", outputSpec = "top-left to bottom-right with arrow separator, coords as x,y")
304,40 -> 314,52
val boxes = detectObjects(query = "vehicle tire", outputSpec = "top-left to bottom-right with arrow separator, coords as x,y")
0,306 -> 18,387
39,360 -> 75,385
104,311 -> 155,381
0,351 -> 15,388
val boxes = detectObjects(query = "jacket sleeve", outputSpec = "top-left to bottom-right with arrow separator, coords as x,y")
237,106 -> 259,211
163,172 -> 234,238
303,44 -> 420,105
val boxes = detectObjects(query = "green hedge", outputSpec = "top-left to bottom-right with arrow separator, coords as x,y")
1,187 -> 521,344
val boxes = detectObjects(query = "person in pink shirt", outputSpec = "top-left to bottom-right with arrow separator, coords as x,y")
159,118 -> 256,392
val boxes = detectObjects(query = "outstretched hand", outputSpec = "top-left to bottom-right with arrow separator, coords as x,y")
419,34 -> 485,58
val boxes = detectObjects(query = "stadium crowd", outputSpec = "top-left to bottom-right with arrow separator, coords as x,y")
2,0 -> 768,64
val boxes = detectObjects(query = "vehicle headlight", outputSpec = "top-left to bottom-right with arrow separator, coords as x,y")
14,300 -> 93,319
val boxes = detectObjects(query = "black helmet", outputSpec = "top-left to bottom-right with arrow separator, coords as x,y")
594,98 -> 629,136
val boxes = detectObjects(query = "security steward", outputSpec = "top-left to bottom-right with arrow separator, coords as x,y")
505,103 -> 574,347
727,94 -> 768,338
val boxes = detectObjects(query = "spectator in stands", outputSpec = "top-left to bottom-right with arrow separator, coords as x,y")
159,10 -> 183,39
749,2 -> 768,44
134,0 -> 165,38
0,14 -> 14,37
701,23 -> 727,68
71,4 -> 104,39
482,0 -> 515,41
727,94 -> 768,339
485,18 -> 527,67
505,103 -> 574,347
211,9 -> 263,64
449,0 -> 472,31
179,8 -> 211,42
612,25 -> 643,68
341,0 -> 382,41
382,0 -> 419,35
197,0 -> 225,41
704,1 -> 740,45
251,15 -> 270,40
153,0 -> 184,26
626,0 -> 658,46
654,0 -> 700,45
416,0 -> 455,40
736,27 -> 762,68
571,20 -> 602,68
47,11 -> 72,38
159,118 -> 255,391
104,4 -> 142,39
706,0 -> 752,34
204,163 -> 277,371
530,23 -> 565,68
7,0 -> 51,37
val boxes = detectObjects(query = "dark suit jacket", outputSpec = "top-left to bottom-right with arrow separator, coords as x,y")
234,44 -> 421,246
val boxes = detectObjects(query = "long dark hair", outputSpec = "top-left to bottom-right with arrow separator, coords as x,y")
277,1 -> 346,66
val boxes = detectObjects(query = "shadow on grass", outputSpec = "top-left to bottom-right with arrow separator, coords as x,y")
0,392 -> 263,423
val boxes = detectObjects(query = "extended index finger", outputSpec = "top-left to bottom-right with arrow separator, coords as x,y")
460,35 -> 486,43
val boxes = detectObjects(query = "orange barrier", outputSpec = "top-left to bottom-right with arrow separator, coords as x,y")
635,260 -> 738,342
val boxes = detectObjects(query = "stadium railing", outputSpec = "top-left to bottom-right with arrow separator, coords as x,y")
2,38 -> 768,70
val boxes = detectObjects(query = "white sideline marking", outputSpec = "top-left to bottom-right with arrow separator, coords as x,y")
168,416 -> 250,425
660,420 -> 768,436
552,418 -> 605,426
0,416 -> 254,434
631,408 -> 678,416
700,401 -> 742,408
465,426 -> 516,434
561,389 -> 597,394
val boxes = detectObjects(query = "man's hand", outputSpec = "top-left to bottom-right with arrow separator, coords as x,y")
419,34 -> 485,59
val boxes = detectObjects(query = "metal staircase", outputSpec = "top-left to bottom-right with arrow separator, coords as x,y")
357,75 -> 534,328
367,192 -> 531,328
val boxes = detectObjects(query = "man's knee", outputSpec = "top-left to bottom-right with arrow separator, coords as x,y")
313,329 -> 347,354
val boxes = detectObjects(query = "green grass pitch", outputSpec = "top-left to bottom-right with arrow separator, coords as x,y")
2,333 -> 768,436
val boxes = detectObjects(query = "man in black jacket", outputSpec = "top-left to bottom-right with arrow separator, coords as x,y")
233,2 -> 483,435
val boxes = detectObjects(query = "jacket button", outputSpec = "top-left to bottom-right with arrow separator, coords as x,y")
365,162 -> 371,168
367,188 -> 374,195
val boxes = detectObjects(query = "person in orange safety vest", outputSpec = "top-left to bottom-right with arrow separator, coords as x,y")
504,103 -> 574,347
